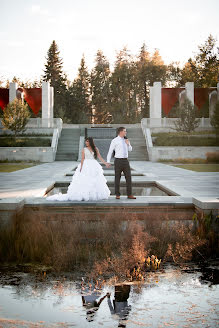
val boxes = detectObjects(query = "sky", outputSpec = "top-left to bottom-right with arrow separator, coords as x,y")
0,0 -> 219,84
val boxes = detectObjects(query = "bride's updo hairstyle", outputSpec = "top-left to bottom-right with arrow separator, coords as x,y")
85,137 -> 97,159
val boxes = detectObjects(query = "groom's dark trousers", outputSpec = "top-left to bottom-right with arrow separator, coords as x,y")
114,158 -> 132,196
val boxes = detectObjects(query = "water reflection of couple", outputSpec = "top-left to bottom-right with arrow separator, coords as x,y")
107,285 -> 131,328
82,283 -> 131,327
47,127 -> 136,201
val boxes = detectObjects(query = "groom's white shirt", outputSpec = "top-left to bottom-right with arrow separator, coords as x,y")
107,136 -> 132,163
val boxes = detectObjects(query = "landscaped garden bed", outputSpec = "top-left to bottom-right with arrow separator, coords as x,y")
152,132 -> 218,146
0,137 -> 51,147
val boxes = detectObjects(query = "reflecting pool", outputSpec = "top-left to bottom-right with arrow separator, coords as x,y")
0,263 -> 218,327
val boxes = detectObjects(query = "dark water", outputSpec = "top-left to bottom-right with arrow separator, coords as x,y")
47,186 -> 170,197
0,264 -> 219,327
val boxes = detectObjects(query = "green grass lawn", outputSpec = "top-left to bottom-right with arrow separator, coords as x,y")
172,164 -> 219,172
0,163 -> 36,172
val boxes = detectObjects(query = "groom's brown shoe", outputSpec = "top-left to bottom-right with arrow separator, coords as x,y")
116,195 -> 120,199
127,195 -> 136,199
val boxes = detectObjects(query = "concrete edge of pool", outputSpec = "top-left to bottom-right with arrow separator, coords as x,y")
0,161 -> 218,223
45,181 -> 179,197
0,193 -> 218,225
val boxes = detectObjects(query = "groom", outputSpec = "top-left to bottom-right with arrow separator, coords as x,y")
107,127 -> 136,199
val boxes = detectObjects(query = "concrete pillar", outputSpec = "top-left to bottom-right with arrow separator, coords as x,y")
150,82 -> 162,119
179,90 -> 186,107
42,81 -> 51,127
217,82 -> 219,101
149,86 -> 153,119
209,90 -> 218,118
9,82 -> 17,102
185,82 -> 194,105
50,86 -> 54,121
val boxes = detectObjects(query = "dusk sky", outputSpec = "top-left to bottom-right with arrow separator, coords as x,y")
0,0 -> 218,84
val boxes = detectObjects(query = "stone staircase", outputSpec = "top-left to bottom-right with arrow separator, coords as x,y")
91,127 -> 148,161
55,128 -> 80,161
126,127 -> 149,161
55,126 -> 148,162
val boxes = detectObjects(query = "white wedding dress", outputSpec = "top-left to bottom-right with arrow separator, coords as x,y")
47,147 -> 111,201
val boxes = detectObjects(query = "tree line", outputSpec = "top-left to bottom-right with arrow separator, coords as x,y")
1,35 -> 218,123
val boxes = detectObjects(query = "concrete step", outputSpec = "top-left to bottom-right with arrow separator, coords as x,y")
55,128 -> 80,161
58,147 -> 78,152
124,127 -> 149,160
57,145 -> 78,147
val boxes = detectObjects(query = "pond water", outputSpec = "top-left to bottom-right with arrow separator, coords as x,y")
46,185 -> 171,197
0,263 -> 218,327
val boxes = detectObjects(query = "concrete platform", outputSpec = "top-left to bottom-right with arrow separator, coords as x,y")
0,161 -> 219,221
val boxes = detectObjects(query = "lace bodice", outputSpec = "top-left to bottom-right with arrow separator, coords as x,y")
84,147 -> 95,159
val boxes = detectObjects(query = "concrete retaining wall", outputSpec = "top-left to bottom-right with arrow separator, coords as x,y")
0,146 -> 55,162
0,128 -> 54,135
150,146 -> 219,161
141,118 -> 214,133
141,123 -> 219,161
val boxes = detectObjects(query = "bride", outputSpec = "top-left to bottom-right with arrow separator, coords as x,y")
47,137 -> 111,201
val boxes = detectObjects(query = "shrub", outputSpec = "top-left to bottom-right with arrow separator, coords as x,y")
0,137 -> 51,147
0,209 -> 215,275
210,100 -> 219,134
1,99 -> 30,139
174,97 -> 200,134
206,152 -> 219,163
158,158 -> 207,164
154,135 -> 217,146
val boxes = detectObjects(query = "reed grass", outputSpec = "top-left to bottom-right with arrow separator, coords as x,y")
0,209 -> 217,274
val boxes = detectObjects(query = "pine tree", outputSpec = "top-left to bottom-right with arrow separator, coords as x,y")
179,34 -> 219,87
43,40 -> 68,119
68,55 -> 91,123
90,50 -> 112,123
135,46 -> 168,119
147,49 -> 167,86
195,34 -> 219,87
136,43 -> 150,117
111,47 -> 138,123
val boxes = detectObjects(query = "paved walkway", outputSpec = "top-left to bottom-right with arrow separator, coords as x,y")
0,161 -> 218,211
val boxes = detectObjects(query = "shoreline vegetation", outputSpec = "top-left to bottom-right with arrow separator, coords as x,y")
0,210 -> 218,277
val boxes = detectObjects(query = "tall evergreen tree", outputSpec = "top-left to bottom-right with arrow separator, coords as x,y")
43,40 -> 68,119
111,47 -> 139,123
135,46 -> 168,118
68,55 -> 91,123
136,43 -> 150,117
179,34 -> 219,87
90,50 -> 112,123
147,49 -> 167,86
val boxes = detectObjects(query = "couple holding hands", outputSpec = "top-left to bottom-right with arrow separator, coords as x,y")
47,127 -> 136,202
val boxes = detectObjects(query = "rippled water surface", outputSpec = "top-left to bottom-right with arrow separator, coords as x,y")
0,263 -> 218,327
